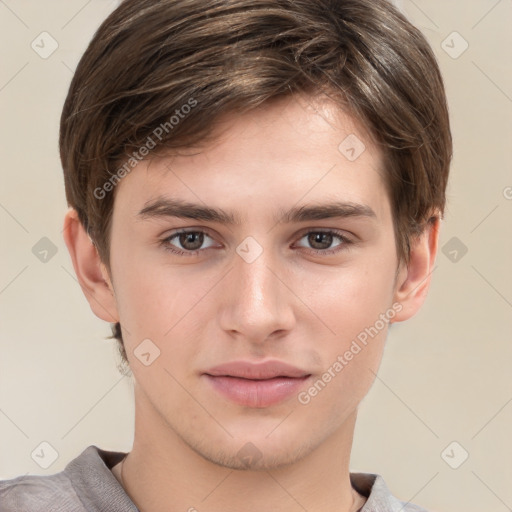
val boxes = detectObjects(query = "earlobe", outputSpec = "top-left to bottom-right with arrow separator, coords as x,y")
62,208 -> 119,323
390,216 -> 441,323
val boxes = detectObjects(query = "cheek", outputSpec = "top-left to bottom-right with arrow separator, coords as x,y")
298,256 -> 397,340
111,252 -> 214,358
298,341 -> 383,427
294,257 -> 396,407
115,266 -> 207,393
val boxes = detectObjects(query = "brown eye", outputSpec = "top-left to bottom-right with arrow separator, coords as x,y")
307,232 -> 334,250
295,230 -> 352,255
178,232 -> 204,251
161,230 -> 217,255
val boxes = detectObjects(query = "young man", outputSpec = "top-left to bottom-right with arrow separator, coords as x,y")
0,0 -> 452,510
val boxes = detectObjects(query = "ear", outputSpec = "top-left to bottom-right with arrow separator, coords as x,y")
62,207 -> 119,323
390,216 -> 441,323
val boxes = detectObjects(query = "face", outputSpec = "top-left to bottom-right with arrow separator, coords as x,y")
96,94 -> 411,469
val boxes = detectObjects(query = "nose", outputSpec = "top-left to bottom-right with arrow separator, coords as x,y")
217,245 -> 296,344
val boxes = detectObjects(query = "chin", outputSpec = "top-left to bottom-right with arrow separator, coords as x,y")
184,423 -> 323,471
198,442 -> 313,471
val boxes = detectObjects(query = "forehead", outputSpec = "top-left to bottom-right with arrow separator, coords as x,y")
113,93 -> 390,224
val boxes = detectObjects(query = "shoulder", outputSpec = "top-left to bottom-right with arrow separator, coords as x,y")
350,471 -> 433,512
0,471 -> 81,512
0,445 -> 128,512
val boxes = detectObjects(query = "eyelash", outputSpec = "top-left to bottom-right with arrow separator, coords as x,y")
159,229 -> 354,257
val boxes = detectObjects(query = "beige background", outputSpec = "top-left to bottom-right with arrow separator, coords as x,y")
0,1 -> 511,511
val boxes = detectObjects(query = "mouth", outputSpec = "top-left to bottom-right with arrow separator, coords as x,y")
203,360 -> 312,408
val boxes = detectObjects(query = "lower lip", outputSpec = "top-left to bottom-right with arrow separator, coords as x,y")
204,374 -> 311,408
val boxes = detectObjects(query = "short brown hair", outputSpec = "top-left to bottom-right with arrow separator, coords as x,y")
59,0 -> 452,367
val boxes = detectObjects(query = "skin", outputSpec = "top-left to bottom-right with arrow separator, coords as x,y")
63,93 -> 440,512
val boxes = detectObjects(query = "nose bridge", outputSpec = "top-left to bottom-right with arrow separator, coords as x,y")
238,250 -> 275,307
219,240 -> 294,338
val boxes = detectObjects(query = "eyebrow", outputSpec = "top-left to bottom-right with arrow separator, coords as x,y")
137,197 -> 377,225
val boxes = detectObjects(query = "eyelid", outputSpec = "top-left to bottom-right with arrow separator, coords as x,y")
294,227 -> 354,242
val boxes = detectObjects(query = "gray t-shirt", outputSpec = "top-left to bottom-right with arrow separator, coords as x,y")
0,445 -> 430,511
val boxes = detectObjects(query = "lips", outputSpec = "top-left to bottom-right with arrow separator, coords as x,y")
203,360 -> 311,408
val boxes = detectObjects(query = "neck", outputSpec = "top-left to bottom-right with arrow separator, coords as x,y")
118,384 -> 365,512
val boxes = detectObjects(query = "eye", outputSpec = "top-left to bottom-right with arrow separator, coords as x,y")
160,230 -> 217,256
294,230 -> 353,255
160,228 -> 353,257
